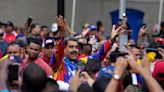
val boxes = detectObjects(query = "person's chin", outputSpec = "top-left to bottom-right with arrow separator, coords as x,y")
70,56 -> 77,61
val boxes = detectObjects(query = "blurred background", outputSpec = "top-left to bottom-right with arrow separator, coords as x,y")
0,0 -> 163,38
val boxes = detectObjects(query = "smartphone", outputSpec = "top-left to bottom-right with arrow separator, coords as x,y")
27,16 -> 33,26
8,55 -> 21,63
7,63 -> 20,88
119,33 -> 128,52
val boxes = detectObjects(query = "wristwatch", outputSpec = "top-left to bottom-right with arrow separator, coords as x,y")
113,73 -> 120,80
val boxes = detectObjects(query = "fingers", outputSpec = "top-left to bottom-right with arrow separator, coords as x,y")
112,25 -> 116,31
158,48 -> 164,58
75,69 -> 81,76
116,25 -> 123,32
0,59 -> 12,68
158,48 -> 164,53
124,44 -> 132,55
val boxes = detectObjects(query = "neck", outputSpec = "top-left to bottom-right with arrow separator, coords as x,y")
66,57 -> 76,62
28,57 -> 37,63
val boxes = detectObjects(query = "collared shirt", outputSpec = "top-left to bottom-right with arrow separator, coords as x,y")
51,38 -> 111,82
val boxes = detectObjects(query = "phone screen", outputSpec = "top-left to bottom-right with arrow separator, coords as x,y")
7,63 -> 19,87
119,33 -> 128,52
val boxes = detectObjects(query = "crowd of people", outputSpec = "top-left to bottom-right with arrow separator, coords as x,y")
0,15 -> 164,92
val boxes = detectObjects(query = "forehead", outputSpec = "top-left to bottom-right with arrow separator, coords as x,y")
29,42 -> 41,48
35,25 -> 40,28
131,48 -> 140,53
67,40 -> 78,46
8,44 -> 20,50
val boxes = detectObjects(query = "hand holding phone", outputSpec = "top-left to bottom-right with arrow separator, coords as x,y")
27,16 -> 33,25
7,55 -> 21,88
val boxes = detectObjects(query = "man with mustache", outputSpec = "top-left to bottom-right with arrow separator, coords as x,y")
50,16 -> 111,83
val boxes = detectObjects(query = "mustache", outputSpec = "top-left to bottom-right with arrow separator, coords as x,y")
71,51 -> 78,54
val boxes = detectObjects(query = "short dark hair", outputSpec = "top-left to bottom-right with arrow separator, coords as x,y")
28,38 -> 42,48
85,58 -> 101,74
22,64 -> 47,92
44,78 -> 59,92
83,44 -> 92,56
129,44 -> 140,49
97,21 -> 103,27
97,21 -> 103,31
10,41 -> 22,48
64,38 -> 78,47
29,23 -> 40,33
161,21 -> 164,27
41,25 -> 48,31
92,76 -> 111,92
78,82 -> 95,92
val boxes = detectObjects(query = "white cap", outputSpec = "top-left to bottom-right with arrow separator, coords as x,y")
51,23 -> 58,32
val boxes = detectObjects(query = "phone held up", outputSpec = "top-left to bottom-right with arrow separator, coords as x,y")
7,55 -> 21,88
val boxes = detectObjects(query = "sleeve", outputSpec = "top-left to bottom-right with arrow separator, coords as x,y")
50,38 -> 65,71
89,40 -> 111,62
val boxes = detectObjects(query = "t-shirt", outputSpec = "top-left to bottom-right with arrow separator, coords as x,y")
21,55 -> 53,76
3,33 -> 16,44
0,50 -> 2,58
0,40 -> 8,56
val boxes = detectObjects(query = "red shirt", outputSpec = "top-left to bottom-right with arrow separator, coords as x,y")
21,55 -> 53,76
41,52 -> 51,65
0,50 -> 2,58
3,33 -> 16,44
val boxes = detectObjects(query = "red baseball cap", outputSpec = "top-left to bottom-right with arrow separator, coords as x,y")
152,60 -> 164,80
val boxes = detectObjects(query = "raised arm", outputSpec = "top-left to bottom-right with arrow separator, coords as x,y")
127,54 -> 163,92
105,57 -> 128,92
137,26 -> 147,48
50,16 -> 65,72
89,40 -> 111,62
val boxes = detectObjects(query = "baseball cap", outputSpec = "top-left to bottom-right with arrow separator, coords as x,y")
16,35 -> 28,47
152,60 -> 164,81
89,25 -> 97,31
44,37 -> 55,48
4,21 -> 14,27
51,23 -> 58,32
154,37 -> 164,44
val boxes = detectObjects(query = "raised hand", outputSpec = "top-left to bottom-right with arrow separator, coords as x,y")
111,25 -> 122,39
56,15 -> 65,37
